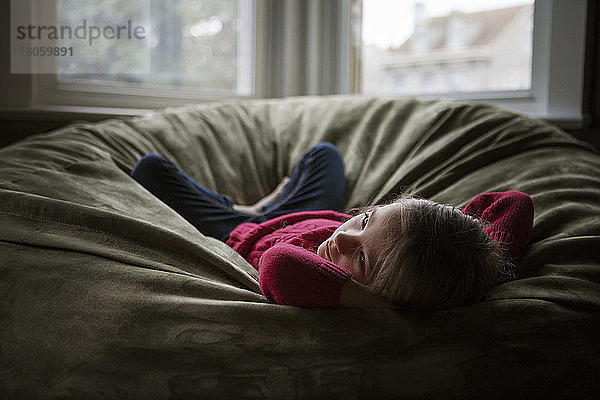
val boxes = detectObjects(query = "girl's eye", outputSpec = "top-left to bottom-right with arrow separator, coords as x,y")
359,251 -> 365,271
361,212 -> 369,229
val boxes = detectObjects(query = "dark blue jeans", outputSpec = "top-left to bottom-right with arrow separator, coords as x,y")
130,142 -> 345,241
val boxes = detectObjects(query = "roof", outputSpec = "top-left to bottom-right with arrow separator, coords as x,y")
392,4 -> 531,53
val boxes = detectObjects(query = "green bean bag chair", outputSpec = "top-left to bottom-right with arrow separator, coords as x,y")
1,96 -> 598,399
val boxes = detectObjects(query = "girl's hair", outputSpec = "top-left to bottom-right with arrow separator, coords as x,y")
356,194 -> 513,310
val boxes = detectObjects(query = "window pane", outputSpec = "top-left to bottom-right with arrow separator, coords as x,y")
56,0 -> 253,94
360,0 -> 534,95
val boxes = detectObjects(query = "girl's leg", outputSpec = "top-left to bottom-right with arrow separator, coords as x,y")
130,153 -> 266,242
261,142 -> 346,219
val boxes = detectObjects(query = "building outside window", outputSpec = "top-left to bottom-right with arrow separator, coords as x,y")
394,72 -> 406,92
360,0 -> 534,96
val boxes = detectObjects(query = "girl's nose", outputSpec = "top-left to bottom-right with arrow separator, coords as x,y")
333,231 -> 360,255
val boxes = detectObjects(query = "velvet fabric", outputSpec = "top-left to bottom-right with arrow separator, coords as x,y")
1,96 -> 598,399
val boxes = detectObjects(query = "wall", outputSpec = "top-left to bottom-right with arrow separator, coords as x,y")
567,0 -> 600,150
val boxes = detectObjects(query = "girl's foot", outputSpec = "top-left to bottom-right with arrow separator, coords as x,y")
233,177 -> 290,215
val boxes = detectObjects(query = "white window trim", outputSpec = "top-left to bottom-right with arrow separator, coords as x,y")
479,0 -> 588,125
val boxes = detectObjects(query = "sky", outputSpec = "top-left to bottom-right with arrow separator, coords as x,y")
362,0 -> 533,48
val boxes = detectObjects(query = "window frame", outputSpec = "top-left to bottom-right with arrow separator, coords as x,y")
353,0 -> 590,127
30,0 -> 264,110
479,0 -> 588,126
20,0 -> 590,128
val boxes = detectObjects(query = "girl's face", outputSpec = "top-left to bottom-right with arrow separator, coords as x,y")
317,203 -> 401,284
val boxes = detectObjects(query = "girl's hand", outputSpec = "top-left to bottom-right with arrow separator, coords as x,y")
233,177 -> 290,215
340,278 -> 394,309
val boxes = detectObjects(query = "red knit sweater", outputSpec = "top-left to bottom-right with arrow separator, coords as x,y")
226,191 -> 534,308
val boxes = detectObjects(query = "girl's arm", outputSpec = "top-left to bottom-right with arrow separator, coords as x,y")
258,243 -> 392,308
462,191 -> 534,258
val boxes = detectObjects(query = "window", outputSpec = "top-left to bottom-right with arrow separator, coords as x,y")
13,0 -> 257,109
15,0 -> 352,109
447,14 -> 466,49
9,0 -> 589,125
360,0 -> 535,95
394,72 -> 406,91
449,69 -> 466,91
356,0 -> 589,125
54,0 -> 253,95
421,71 -> 435,93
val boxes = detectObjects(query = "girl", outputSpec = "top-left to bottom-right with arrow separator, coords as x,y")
131,143 -> 534,310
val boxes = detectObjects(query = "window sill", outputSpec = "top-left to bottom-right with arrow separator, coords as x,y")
0,105 -> 152,122
0,100 -> 591,131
